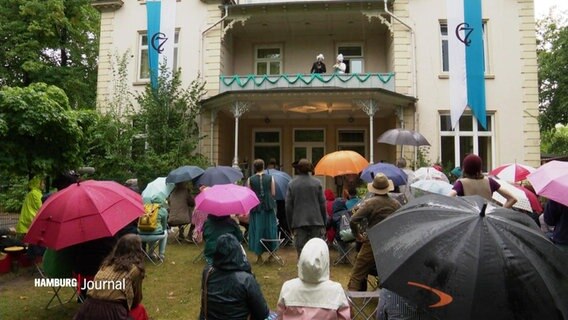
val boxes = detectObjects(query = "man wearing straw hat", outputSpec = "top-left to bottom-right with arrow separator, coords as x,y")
347,173 -> 401,291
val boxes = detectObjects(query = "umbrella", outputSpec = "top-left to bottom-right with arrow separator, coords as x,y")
141,177 -> 174,200
368,194 -> 568,320
196,166 -> 244,186
360,163 -> 407,186
313,150 -> 369,177
194,184 -> 259,216
490,163 -> 536,183
527,160 -> 568,207
266,169 -> 291,201
377,129 -> 430,146
491,178 -> 534,212
24,180 -> 145,250
413,167 -> 450,183
410,179 -> 453,196
166,165 -> 205,184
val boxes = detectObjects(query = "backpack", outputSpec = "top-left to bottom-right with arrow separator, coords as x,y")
339,211 -> 355,242
138,203 -> 160,232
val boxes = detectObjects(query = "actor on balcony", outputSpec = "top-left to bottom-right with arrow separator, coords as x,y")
333,54 -> 346,74
310,54 -> 326,74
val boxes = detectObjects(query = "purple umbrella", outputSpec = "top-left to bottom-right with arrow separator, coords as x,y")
360,163 -> 408,186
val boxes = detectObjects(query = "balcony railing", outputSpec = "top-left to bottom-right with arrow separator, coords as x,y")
220,73 -> 395,93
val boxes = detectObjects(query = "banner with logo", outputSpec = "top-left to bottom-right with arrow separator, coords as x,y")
146,0 -> 177,89
447,0 -> 487,129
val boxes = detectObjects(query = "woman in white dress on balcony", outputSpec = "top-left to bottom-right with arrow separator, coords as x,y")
333,54 -> 346,74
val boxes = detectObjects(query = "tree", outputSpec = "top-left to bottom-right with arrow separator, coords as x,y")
134,67 -> 208,186
537,12 -> 568,131
0,0 -> 100,109
0,83 -> 83,177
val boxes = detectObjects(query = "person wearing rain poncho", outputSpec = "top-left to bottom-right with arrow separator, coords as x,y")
276,238 -> 350,319
16,175 -> 44,234
199,233 -> 270,320
138,194 -> 168,260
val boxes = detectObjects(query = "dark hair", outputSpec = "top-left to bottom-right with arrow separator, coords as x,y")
101,234 -> 145,274
296,158 -> 312,174
253,159 -> 265,173
348,187 -> 358,197
268,158 -> 277,167
396,158 -> 407,169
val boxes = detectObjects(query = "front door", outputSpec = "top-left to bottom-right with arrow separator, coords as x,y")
293,129 -> 326,187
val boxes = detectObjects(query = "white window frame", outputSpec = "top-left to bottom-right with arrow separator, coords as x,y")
254,45 -> 282,75
439,20 -> 489,74
252,128 -> 282,165
337,128 -> 368,158
337,43 -> 365,74
137,30 -> 180,81
439,113 -> 495,172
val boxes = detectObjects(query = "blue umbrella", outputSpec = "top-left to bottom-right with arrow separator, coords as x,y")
142,177 -> 175,200
360,163 -> 407,186
166,165 -> 205,184
266,169 -> 291,200
197,166 -> 244,186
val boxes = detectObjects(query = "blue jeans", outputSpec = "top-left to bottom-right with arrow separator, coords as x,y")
140,232 -> 167,257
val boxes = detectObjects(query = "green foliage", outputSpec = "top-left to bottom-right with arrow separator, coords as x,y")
541,124 -> 568,156
0,0 -> 100,109
0,83 -> 82,177
0,175 -> 28,213
414,146 -> 432,169
537,14 -> 568,131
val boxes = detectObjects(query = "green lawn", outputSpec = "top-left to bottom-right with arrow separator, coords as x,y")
0,239 -> 358,320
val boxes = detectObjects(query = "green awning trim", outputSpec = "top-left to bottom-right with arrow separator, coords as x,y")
220,72 -> 395,88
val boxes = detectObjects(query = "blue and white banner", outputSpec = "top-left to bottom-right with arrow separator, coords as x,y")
447,0 -> 487,129
146,0 -> 177,89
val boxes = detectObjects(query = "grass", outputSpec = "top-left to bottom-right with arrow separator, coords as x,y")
0,238 -> 359,320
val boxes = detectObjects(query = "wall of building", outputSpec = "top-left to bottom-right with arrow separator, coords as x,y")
231,33 -> 390,75
95,1 -> 210,110
407,0 -> 539,167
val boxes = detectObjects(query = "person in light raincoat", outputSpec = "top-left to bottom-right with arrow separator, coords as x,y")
16,175 -> 44,234
276,237 -> 350,319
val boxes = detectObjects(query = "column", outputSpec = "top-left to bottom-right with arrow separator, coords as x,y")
231,101 -> 250,169
355,99 -> 378,164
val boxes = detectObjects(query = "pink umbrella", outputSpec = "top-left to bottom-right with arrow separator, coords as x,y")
194,184 -> 259,217
490,163 -> 536,183
24,180 -> 145,250
527,161 -> 568,207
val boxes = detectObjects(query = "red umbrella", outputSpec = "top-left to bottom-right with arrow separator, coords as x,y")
514,185 -> 543,214
490,163 -> 536,183
24,180 -> 145,250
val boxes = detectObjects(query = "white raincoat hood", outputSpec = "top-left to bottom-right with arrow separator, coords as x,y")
298,238 -> 329,283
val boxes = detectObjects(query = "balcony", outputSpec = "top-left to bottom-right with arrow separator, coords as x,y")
220,73 -> 395,93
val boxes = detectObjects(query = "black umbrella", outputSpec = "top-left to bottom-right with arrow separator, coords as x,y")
368,194 -> 568,320
196,166 -> 243,187
377,128 -> 430,146
166,165 -> 205,184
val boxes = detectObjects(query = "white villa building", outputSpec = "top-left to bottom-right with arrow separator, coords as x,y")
92,0 -> 540,184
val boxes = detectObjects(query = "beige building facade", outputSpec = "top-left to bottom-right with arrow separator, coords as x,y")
93,0 -> 540,185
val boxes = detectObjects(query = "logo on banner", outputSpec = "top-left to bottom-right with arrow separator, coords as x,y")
455,23 -> 474,46
151,32 -> 168,54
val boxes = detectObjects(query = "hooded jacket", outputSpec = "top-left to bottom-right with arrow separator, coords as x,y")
139,194 -> 168,235
16,176 -> 43,233
200,234 -> 269,320
277,238 -> 350,319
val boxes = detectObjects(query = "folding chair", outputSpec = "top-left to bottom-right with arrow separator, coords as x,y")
260,236 -> 284,266
346,290 -> 380,320
333,239 -> 355,266
35,263 -> 77,309
140,233 -> 166,265
278,226 -> 294,247
192,249 -> 205,264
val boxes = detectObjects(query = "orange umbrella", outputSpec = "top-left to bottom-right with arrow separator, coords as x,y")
314,150 -> 369,177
